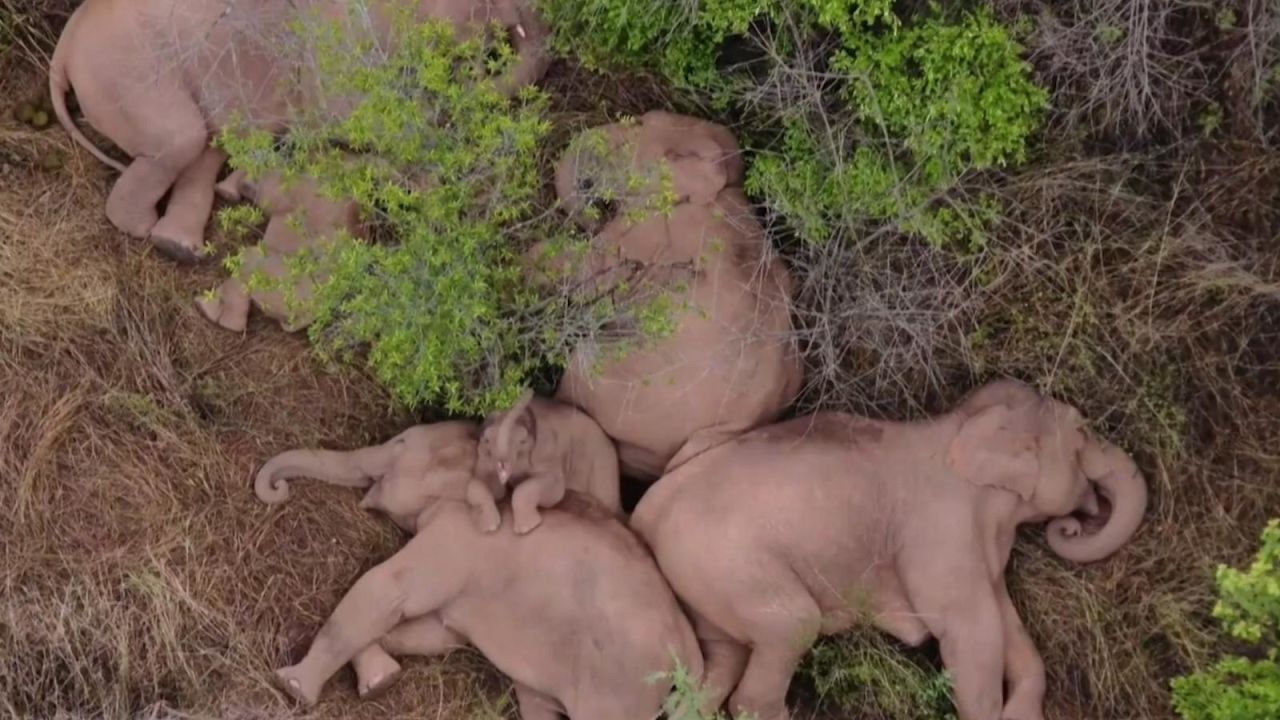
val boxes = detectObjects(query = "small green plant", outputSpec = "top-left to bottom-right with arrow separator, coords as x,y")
835,7 -> 1047,187
216,5 -> 657,414
1171,520 -> 1280,720
802,631 -> 955,720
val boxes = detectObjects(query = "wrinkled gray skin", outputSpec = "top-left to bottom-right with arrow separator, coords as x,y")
48,0 -> 549,261
277,493 -> 705,720
255,420 -> 627,702
196,169 -> 362,332
631,379 -> 1149,720
469,389 -> 622,534
535,111 -> 801,480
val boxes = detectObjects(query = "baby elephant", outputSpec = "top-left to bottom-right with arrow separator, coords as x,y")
256,421 -> 624,701
632,379 -> 1148,720
196,171 -> 361,333
276,493 -> 704,720
469,389 -> 621,534
254,421 -> 481,531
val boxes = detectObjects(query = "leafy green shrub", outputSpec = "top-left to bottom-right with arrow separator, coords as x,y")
216,7 -> 610,414
835,8 -> 1047,186
803,632 -> 955,720
1171,520 -> 1280,719
540,0 -> 1044,250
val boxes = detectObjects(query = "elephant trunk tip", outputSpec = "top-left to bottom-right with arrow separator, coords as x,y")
254,465 -> 290,504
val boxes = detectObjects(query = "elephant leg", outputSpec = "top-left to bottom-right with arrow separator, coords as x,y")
148,146 -> 225,262
352,614 -> 469,700
727,593 -> 820,720
693,614 -> 749,716
514,682 -> 561,720
995,581 -> 1046,720
194,278 -> 251,332
215,168 -> 250,202
350,645 -> 402,701
900,550 -> 1005,720
105,98 -> 208,243
510,473 -> 565,535
274,545 -> 459,707
377,613 -> 468,656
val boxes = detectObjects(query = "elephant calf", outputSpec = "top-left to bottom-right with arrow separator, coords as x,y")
631,379 -> 1148,720
254,419 -> 625,699
196,170 -> 361,333
470,388 -> 621,534
277,493 -> 704,719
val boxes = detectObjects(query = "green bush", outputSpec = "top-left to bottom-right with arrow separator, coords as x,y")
803,632 -> 955,720
1171,519 -> 1280,719
540,0 -> 1044,250
216,7 -> 605,414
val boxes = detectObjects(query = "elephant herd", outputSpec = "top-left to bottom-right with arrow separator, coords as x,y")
49,1 -> 1151,719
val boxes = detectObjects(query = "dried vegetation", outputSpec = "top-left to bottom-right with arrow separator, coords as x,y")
1,0 -> 1279,718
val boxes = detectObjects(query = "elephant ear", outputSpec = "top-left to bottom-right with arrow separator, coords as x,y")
946,403 -> 1039,501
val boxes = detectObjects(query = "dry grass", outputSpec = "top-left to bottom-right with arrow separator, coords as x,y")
2,2 -> 1280,720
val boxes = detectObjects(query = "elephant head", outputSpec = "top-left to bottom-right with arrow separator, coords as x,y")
554,111 -> 744,227
358,468 -> 485,534
475,388 -> 537,486
946,380 -> 1148,563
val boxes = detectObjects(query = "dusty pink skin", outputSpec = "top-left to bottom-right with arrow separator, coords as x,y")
48,0 -> 550,261
254,418 -> 626,703
631,378 -> 1148,720
468,389 -> 622,535
533,111 -> 802,481
195,169 -> 362,333
274,493 -> 703,719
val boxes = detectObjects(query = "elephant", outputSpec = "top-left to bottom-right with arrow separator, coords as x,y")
629,379 -> 1149,720
254,419 -> 626,701
469,388 -> 622,534
535,111 -> 802,480
196,169 -> 362,333
48,0 -> 550,262
275,491 -> 705,719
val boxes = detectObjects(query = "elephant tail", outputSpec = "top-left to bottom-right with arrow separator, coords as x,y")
254,443 -> 398,504
49,14 -> 127,173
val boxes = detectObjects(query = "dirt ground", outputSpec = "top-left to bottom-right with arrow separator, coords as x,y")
3,2 -> 1280,720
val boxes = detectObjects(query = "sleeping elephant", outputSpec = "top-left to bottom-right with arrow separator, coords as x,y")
276,493 -> 703,719
630,379 -> 1149,720
254,420 -> 625,701
534,111 -> 802,480
48,0 -> 549,261
196,169 -> 362,333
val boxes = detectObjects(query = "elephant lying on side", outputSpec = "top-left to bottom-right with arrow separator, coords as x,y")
49,0 -> 549,261
537,111 -> 802,480
631,379 -> 1149,720
255,420 -> 625,700
196,170 -> 362,332
277,492 -> 704,719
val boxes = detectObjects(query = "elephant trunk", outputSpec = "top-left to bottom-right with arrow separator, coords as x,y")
254,445 -> 390,504
1046,435 -> 1148,563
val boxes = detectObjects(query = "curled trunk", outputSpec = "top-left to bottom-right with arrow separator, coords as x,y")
1046,435 -> 1149,563
254,444 -> 395,504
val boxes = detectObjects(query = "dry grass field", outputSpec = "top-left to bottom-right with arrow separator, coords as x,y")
2,1 -> 1279,719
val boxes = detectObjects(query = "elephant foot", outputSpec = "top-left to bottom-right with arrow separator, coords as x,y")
274,665 -> 320,707
194,294 -> 248,333
105,198 -> 159,241
148,218 -> 205,264
356,657 -> 403,701
513,510 -> 543,535
214,170 -> 248,202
